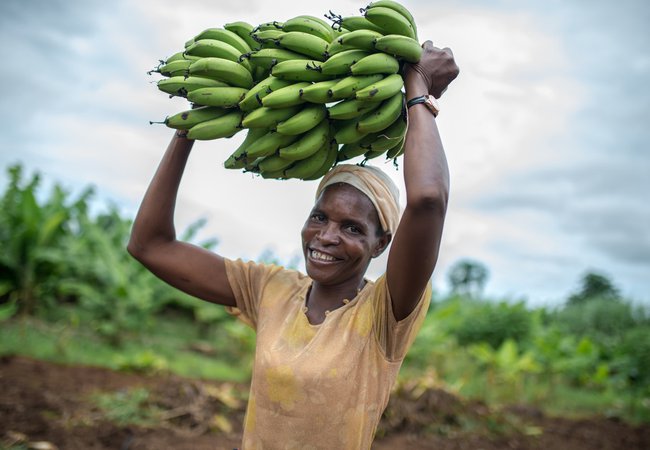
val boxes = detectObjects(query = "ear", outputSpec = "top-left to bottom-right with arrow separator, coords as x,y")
372,233 -> 392,258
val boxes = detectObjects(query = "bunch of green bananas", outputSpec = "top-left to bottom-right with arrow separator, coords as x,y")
151,0 -> 421,181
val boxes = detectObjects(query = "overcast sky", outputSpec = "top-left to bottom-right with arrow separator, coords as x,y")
1,0 -> 648,306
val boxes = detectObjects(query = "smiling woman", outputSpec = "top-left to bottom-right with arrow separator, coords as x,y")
127,41 -> 459,449
302,180 -> 391,321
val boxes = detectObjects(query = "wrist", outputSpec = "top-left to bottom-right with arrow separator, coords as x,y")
171,130 -> 195,151
405,72 -> 429,96
406,95 -> 440,117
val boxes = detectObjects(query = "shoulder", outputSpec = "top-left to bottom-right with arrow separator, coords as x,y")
225,257 -> 309,288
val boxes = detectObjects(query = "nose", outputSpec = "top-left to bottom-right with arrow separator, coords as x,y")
316,222 -> 340,245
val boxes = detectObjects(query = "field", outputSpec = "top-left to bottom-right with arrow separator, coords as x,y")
4,355 -> 649,450
2,163 -> 650,449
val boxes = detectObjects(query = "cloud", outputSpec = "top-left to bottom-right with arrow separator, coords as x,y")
1,0 -> 648,305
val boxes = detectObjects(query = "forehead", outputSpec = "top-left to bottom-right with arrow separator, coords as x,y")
314,183 -> 379,225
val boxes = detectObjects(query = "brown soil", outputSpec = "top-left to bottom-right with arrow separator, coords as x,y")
2,355 -> 649,450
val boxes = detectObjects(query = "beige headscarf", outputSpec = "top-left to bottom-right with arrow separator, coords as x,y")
315,164 -> 400,234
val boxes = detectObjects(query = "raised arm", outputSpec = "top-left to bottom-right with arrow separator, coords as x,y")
127,131 -> 236,306
386,41 -> 459,321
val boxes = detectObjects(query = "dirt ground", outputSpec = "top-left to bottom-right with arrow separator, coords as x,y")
2,355 -> 649,450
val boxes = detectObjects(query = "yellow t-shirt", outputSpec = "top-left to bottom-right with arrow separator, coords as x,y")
224,258 -> 431,450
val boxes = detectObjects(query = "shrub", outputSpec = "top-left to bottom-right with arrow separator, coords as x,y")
445,298 -> 533,349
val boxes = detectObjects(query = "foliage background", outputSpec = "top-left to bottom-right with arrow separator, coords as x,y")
2,164 -> 649,424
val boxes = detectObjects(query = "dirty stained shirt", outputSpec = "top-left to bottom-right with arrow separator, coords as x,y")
224,258 -> 431,450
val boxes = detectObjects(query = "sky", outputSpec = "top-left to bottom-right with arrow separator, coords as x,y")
1,0 -> 648,307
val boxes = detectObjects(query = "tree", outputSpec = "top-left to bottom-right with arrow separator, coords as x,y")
448,259 -> 489,298
568,271 -> 620,306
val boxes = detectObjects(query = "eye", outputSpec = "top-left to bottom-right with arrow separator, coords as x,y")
310,213 -> 326,223
345,224 -> 362,235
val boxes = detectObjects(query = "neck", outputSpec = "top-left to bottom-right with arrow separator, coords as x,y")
307,277 -> 366,311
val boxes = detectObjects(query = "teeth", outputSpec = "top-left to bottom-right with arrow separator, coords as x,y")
311,250 -> 335,261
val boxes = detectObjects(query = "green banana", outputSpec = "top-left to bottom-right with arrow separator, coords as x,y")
374,34 -> 422,63
349,52 -> 400,75
363,132 -> 405,162
282,16 -> 333,42
187,110 -> 244,140
279,120 -> 330,160
195,28 -> 251,54
165,106 -> 230,130
337,29 -> 383,51
164,52 -> 201,64
327,97 -> 382,120
238,75 -> 293,112
261,82 -> 310,108
256,153 -> 295,173
251,29 -> 286,47
245,130 -> 299,159
255,21 -> 283,32
337,141 -> 369,162
364,6 -> 416,39
385,135 -> 406,159
241,105 -> 302,129
359,115 -> 407,151
258,167 -> 286,179
338,16 -> 385,34
329,74 -> 384,100
224,21 -> 260,51
320,49 -> 371,75
325,32 -> 354,57
333,117 -> 369,144
357,91 -> 404,133
363,146 -> 389,161
275,31 -> 329,61
271,59 -> 330,82
154,59 -> 192,77
185,39 -> 250,70
187,87 -> 249,108
283,139 -> 330,179
224,128 -> 269,169
157,76 -> 228,97
188,57 -> 254,89
367,0 -> 418,39
276,104 -> 327,135
302,138 -> 339,180
253,65 -> 270,82
355,73 -> 404,101
294,15 -> 333,33
300,79 -> 339,103
247,48 -> 306,70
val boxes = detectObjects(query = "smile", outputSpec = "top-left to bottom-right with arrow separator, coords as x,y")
309,249 -> 339,262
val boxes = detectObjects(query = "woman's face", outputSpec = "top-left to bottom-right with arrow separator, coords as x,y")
301,183 -> 390,287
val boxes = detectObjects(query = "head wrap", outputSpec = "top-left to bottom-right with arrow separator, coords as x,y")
315,164 -> 400,234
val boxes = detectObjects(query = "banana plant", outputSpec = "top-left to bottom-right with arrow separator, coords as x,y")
0,164 -> 92,314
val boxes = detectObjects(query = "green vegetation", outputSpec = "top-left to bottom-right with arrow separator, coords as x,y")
1,163 -> 649,424
92,388 -> 161,426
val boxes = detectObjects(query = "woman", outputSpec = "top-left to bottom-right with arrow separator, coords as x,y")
128,41 -> 459,449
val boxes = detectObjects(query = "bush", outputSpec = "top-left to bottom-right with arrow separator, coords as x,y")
442,298 -> 533,349
554,298 -> 639,349
612,327 -> 650,389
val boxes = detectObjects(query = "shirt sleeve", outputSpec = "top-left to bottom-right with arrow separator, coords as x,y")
223,258 -> 282,330
371,275 -> 432,362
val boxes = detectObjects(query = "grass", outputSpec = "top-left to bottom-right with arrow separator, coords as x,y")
0,314 -> 253,382
400,333 -> 649,424
2,312 -> 648,424
92,387 -> 161,426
